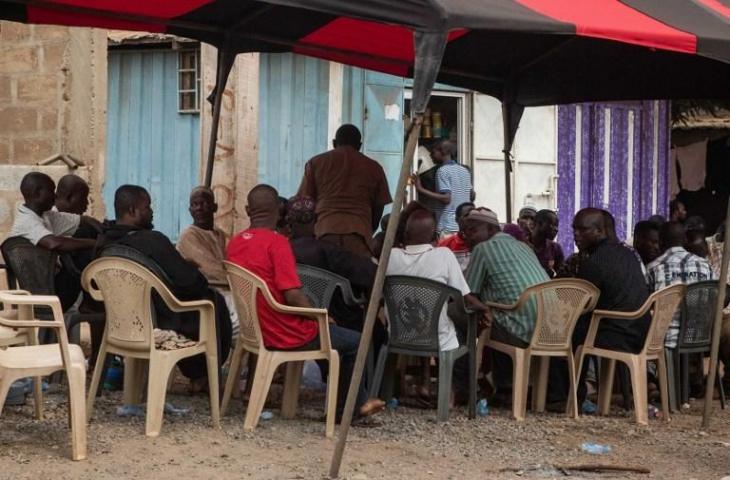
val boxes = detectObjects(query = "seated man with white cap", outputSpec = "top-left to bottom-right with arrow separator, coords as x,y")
462,207 -> 549,400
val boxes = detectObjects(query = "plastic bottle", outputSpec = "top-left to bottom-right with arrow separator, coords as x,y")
581,442 -> 611,455
476,398 -> 489,416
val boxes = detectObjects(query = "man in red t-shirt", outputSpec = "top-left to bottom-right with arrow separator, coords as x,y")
227,184 -> 384,420
437,201 -> 474,271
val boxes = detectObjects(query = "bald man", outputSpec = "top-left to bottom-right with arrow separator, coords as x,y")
178,187 -> 228,284
572,208 -> 650,350
647,221 -> 713,348
55,174 -> 90,215
386,209 -> 476,352
227,184 -> 384,422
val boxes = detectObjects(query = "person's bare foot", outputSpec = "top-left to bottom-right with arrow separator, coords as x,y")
358,398 -> 385,417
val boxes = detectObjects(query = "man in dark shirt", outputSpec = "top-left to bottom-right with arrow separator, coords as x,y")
286,195 -> 376,332
531,209 -> 564,278
95,185 -> 232,382
572,208 -> 651,353
633,220 -> 661,265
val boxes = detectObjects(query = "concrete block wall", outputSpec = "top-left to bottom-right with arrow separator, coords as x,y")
0,22 -> 107,240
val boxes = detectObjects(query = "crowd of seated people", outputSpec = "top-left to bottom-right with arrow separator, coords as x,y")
4,132 -> 729,425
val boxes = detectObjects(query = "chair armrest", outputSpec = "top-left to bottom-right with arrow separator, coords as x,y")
583,308 -> 646,350
0,292 -> 64,328
484,300 -> 518,311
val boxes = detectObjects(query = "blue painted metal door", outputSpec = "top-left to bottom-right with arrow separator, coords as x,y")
106,49 -> 200,240
343,68 -> 405,201
258,53 -> 330,198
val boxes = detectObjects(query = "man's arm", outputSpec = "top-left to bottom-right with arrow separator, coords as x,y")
80,216 -> 103,234
283,288 -> 314,309
371,204 -> 385,234
411,175 -> 451,204
37,235 -> 96,252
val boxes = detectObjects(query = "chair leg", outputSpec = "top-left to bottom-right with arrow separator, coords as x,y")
468,343 -> 477,420
665,349 -> 678,412
655,354 -> 671,422
145,356 -> 174,437
281,361 -> 303,419
717,365 -> 726,410
627,356 -> 648,425
680,353 -> 690,405
221,344 -> 246,416
86,342 -> 108,422
123,357 -> 143,406
369,347 -> 389,399
243,354 -> 276,432
566,351 -> 579,419
325,353 -> 340,438
205,345 -> 220,430
512,350 -> 530,421
533,356 -> 550,413
617,363 -> 632,410
0,373 -> 20,416
66,364 -> 87,461
436,352 -> 455,422
31,375 -> 43,420
598,358 -> 616,416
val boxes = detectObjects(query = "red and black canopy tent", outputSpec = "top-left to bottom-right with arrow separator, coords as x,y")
3,1 -> 730,477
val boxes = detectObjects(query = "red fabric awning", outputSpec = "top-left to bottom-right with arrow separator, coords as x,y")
3,0 -> 730,105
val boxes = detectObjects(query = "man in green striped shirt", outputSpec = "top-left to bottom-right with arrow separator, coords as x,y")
463,208 -> 549,394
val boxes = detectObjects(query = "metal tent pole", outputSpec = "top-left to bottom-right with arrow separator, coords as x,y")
203,47 -> 235,188
502,102 -> 514,223
702,200 -> 730,429
328,30 -> 447,479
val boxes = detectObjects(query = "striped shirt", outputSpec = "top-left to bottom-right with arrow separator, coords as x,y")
646,246 -> 714,348
466,232 -> 550,343
435,161 -> 472,233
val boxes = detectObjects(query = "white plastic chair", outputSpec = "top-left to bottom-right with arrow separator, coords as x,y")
221,261 -> 340,437
576,284 -> 685,425
82,256 -> 220,437
0,291 -> 86,460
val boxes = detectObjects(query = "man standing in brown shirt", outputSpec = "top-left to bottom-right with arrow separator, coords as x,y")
297,124 -> 392,258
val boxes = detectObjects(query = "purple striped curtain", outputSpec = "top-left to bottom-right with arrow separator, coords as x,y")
556,101 -> 670,254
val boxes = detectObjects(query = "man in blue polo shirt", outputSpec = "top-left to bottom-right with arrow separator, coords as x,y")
412,140 -> 473,237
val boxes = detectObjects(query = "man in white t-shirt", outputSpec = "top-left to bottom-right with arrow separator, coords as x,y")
9,172 -> 99,308
386,208 -> 488,401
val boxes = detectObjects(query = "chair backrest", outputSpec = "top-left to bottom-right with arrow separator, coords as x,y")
677,280 -> 719,349
1,236 -> 57,295
97,243 -> 176,287
383,275 -> 458,353
296,264 -> 350,309
644,284 -> 687,355
525,279 -> 600,351
223,261 -> 267,353
82,256 -> 175,352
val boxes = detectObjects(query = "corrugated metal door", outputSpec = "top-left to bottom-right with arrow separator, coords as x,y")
258,53 -> 330,198
342,68 -> 405,197
106,49 -> 200,240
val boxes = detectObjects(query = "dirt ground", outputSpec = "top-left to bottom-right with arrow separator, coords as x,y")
2,379 -> 730,480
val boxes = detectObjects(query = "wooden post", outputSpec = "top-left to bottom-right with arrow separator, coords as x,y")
328,114 -> 423,479
204,47 -> 234,188
702,200 -> 730,429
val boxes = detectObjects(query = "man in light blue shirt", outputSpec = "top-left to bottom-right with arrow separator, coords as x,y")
412,140 -> 473,236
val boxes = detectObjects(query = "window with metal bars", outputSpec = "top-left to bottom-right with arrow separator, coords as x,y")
178,49 -> 200,113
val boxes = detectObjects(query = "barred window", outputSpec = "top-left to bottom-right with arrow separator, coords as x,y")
178,49 -> 200,113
